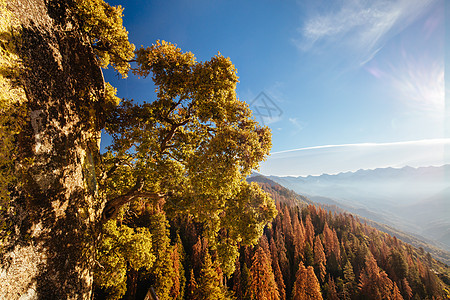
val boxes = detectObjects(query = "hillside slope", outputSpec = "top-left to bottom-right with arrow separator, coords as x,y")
267,165 -> 450,253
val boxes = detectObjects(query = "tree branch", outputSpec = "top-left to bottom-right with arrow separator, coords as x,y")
102,177 -> 166,222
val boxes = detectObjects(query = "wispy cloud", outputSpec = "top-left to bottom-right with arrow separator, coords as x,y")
260,139 -> 450,176
288,117 -> 304,135
296,0 -> 436,65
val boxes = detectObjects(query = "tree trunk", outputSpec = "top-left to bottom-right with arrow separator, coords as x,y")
0,0 -> 106,298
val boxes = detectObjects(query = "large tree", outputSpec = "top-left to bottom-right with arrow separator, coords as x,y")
0,0 -> 275,298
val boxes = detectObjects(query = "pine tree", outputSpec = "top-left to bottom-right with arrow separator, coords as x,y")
275,229 -> 291,294
187,269 -> 198,300
313,235 -> 326,283
305,266 -> 323,300
292,214 -> 305,265
304,214 -> 315,247
196,251 -> 230,300
272,256 -> 286,300
249,246 -> 280,300
292,262 -> 323,300
146,211 -> 176,300
292,261 -> 307,300
304,242 -> 315,267
391,282 -> 404,300
282,205 -> 294,248
324,276 -> 339,300
358,254 -> 394,300
342,260 -> 356,299
401,278 -> 413,300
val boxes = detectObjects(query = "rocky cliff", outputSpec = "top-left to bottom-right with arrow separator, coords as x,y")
1,0 -> 106,298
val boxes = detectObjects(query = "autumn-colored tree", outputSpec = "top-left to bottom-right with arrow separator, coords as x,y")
292,261 -> 307,300
314,235 -> 327,283
282,205 -> 294,248
400,278 -> 413,300
358,254 -> 394,300
292,261 -> 323,300
292,213 -> 305,265
249,246 -> 280,300
170,243 -> 185,300
187,269 -> 198,300
391,282 -> 404,300
272,254 -> 287,300
304,214 -> 315,247
324,276 -> 339,300
275,227 -> 291,294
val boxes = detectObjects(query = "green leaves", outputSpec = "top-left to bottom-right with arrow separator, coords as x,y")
104,40 -> 274,249
75,0 -> 135,78
98,40 -> 275,297
95,220 -> 155,299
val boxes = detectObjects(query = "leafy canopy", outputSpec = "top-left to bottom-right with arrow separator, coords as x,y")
104,40 -> 275,246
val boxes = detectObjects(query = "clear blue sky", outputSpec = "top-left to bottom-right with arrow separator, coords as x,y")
104,0 -> 449,176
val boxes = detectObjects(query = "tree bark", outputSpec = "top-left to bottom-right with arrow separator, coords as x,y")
0,0 -> 106,299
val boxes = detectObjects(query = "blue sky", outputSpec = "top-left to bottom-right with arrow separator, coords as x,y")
104,0 -> 449,176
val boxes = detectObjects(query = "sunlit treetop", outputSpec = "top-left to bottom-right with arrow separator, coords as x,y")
103,40 -> 275,249
75,0 -> 135,78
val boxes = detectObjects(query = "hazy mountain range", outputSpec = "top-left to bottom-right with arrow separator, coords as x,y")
263,165 -> 450,253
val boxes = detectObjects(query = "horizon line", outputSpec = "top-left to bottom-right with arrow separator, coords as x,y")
259,163 -> 450,178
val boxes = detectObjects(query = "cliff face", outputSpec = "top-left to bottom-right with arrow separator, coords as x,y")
1,0 -> 105,298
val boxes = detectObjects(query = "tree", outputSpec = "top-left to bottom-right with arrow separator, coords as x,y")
313,235 -> 326,283
249,246 -> 280,300
358,254 -> 394,300
324,276 -> 339,300
0,1 -> 275,298
94,220 -> 155,300
292,262 -> 323,300
342,260 -> 356,299
195,251 -> 231,300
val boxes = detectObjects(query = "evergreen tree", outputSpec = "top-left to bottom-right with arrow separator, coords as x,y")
187,269 -> 198,300
324,276 -> 339,300
249,246 -> 280,300
292,262 -> 323,300
313,235 -> 327,283
342,260 -> 356,299
196,251 -> 231,300
241,262 -> 252,300
391,282 -> 404,300
401,278 -> 413,300
146,211 -> 176,300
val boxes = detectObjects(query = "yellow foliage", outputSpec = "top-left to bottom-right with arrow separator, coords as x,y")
74,0 -> 135,78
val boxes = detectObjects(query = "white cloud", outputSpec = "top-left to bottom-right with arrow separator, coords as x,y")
297,0 -> 436,65
288,117 -> 304,134
260,139 -> 450,176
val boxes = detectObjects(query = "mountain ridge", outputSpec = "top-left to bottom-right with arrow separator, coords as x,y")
249,169 -> 450,264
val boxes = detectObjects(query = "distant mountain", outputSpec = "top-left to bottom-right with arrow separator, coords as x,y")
249,173 -> 450,265
266,165 -> 450,255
